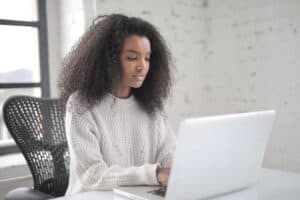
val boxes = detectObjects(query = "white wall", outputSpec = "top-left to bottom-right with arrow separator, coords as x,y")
48,0 -> 85,97
90,0 -> 300,172
47,0 -> 62,97
48,0 -> 300,172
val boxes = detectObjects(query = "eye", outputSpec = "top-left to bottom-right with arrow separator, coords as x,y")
145,57 -> 150,62
127,54 -> 137,60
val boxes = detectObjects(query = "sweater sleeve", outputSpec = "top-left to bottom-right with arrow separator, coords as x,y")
155,114 -> 177,168
65,98 -> 159,193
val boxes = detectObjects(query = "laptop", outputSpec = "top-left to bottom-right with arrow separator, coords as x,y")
113,110 -> 275,200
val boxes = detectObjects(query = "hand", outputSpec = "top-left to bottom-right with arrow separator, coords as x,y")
156,167 -> 170,185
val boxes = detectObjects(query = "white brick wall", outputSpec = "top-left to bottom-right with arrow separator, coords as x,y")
91,0 -> 300,172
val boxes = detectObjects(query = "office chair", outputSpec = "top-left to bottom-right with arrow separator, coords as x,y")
3,95 -> 69,200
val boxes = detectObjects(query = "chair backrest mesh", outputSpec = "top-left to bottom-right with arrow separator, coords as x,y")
3,95 -> 69,197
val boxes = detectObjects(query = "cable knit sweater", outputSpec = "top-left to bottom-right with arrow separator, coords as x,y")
65,92 -> 176,194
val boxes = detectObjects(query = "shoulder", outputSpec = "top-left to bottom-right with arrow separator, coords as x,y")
150,110 -> 168,128
66,92 -> 111,117
66,91 -> 90,115
154,110 -> 168,121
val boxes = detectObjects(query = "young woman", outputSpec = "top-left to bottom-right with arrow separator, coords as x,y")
58,14 -> 176,194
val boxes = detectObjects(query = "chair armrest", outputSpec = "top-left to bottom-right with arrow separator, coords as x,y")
5,187 -> 54,200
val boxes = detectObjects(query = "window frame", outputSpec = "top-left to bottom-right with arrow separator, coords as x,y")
0,0 -> 50,155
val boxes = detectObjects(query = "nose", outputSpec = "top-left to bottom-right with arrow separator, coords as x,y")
137,59 -> 147,72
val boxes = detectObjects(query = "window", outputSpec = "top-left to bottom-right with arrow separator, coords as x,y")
0,0 -> 49,155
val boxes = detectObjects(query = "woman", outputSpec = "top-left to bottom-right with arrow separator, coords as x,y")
58,14 -> 176,194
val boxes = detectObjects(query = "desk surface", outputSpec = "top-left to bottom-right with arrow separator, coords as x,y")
53,168 -> 300,200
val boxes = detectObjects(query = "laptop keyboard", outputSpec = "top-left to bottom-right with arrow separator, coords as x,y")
148,186 -> 167,197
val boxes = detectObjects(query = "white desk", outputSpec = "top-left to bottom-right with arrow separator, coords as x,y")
52,168 -> 300,200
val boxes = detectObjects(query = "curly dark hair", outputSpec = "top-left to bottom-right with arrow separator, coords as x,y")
58,14 -> 173,115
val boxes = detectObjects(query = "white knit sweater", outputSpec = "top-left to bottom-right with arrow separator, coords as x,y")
65,92 -> 176,194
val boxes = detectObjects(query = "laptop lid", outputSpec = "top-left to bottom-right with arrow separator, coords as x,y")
165,110 -> 275,200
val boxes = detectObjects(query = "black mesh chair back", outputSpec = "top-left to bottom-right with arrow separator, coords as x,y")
3,95 -> 69,197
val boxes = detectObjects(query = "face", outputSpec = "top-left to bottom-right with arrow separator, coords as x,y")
119,35 -> 151,91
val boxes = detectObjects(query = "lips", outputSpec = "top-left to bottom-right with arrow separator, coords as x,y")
133,74 -> 145,81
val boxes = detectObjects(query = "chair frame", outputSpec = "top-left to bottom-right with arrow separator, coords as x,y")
3,95 -> 69,199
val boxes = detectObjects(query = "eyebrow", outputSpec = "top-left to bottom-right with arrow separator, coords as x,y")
124,49 -> 151,55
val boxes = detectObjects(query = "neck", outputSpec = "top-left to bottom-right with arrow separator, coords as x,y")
111,85 -> 131,99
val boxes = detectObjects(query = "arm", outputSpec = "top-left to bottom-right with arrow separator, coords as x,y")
66,100 -> 159,192
155,115 -> 177,168
155,115 -> 177,184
